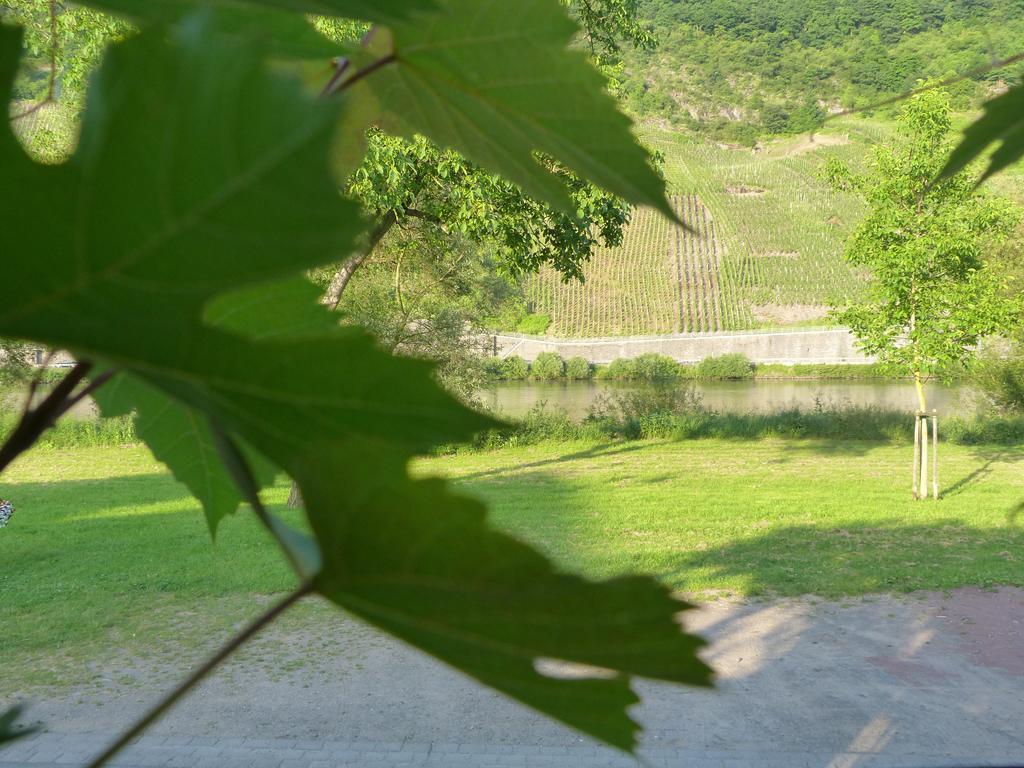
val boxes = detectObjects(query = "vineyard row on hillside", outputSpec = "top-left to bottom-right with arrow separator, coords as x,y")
525,128 -> 872,337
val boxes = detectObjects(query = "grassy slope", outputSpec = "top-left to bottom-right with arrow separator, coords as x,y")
525,120 -> 877,336
521,118 -> 1024,337
4,440 -> 1024,688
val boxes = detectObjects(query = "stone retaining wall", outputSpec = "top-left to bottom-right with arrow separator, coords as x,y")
490,327 -> 872,365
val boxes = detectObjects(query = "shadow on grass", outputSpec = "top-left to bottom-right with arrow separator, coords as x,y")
0,472 -> 194,519
454,441 -> 650,482
941,446 -> 1024,498
651,520 -> 1024,598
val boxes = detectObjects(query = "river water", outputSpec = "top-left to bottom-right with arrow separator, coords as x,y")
483,379 -> 968,420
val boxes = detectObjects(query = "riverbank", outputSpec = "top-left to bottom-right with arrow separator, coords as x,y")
5,393 -> 1022,452
482,378 -> 964,420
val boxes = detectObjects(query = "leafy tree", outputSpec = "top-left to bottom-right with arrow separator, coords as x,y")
335,224 -> 516,403
0,0 -> 709,755
826,87 -> 1020,498
325,128 -> 631,307
0,338 -> 33,384
623,0 -> 1024,136
1,0 -> 129,105
567,0 -> 655,62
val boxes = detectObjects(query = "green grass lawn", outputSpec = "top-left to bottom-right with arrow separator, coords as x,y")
3,438 -> 1024,690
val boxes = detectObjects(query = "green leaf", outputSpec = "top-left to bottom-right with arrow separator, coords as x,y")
302,443 -> 712,751
938,84 -> 1024,184
350,0 -> 674,220
204,277 -> 339,339
209,424 -> 322,579
93,374 -> 278,535
1,13 -> 710,751
93,279 -> 334,536
0,705 -> 38,746
0,15 -> 491,470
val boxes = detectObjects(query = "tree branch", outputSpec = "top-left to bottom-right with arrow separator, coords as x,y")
84,584 -> 313,768
0,361 -> 95,475
9,1 -> 59,123
404,207 -> 443,225
323,209 -> 398,309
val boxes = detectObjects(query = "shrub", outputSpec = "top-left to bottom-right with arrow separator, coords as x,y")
696,353 -> 754,379
0,413 -> 137,448
595,358 -> 636,380
594,354 -> 679,381
631,353 -> 681,380
755,363 -> 894,379
945,415 -> 1024,445
459,403 -> 605,452
971,354 -> 1024,414
531,352 -> 564,380
565,356 -> 592,380
482,357 -> 505,380
500,355 -> 529,380
586,382 -> 703,439
516,313 -> 551,335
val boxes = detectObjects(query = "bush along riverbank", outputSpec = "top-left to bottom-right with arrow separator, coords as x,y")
3,394 -> 1022,453
484,352 -> 918,382
448,386 -> 1024,452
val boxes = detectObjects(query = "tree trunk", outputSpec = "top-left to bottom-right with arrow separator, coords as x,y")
322,253 -> 366,309
286,210 -> 400,507
919,412 -> 928,502
322,209 -> 398,309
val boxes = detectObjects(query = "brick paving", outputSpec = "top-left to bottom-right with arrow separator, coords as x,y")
1,733 -> 1013,768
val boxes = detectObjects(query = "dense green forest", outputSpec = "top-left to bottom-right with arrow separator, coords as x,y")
621,0 -> 1024,142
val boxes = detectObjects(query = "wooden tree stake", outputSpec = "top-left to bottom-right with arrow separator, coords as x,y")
917,415 -> 925,499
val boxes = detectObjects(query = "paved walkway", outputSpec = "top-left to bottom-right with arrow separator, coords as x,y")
2,732 -> 1016,768
4,589 -> 1024,768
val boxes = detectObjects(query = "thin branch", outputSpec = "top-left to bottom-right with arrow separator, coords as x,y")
404,207 -> 444,225
821,50 -> 1024,128
9,100 -> 51,122
0,361 -> 93,475
84,584 -> 313,768
323,210 -> 398,309
319,56 -> 351,99
21,349 -> 55,417
335,53 -> 397,94
47,0 -> 57,102
58,369 -> 116,417
10,2 -> 60,123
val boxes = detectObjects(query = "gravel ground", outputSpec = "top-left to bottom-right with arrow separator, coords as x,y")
4,587 -> 1024,767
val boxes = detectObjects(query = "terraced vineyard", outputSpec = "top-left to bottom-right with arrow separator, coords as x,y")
525,195 -> 725,335
526,119 -> 880,336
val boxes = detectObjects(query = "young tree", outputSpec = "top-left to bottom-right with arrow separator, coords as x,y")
826,87 -> 1020,498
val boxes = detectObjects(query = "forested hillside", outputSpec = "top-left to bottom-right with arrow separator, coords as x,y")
620,0 -> 1024,143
